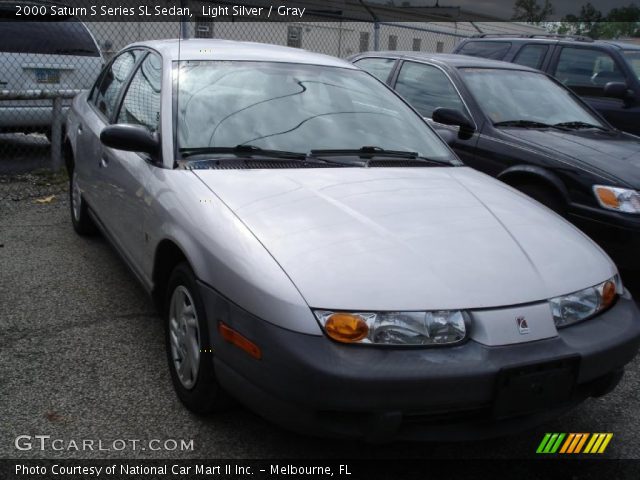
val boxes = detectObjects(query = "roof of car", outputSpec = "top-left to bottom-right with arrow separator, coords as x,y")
126,39 -> 357,69
600,40 -> 640,50
354,52 -> 539,71
459,36 -> 640,51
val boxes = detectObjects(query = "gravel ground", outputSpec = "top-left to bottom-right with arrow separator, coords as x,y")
1,174 -> 639,460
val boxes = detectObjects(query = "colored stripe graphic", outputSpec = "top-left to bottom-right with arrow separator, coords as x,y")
536,433 -> 552,453
574,433 -> 589,454
537,433 -> 613,454
536,433 -> 565,453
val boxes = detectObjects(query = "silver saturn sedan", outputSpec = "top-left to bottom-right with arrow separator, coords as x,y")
65,39 -> 640,441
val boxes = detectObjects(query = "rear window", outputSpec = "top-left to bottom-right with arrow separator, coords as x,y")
457,41 -> 511,60
353,57 -> 395,83
0,20 -> 100,57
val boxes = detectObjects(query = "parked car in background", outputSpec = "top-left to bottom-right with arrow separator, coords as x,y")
65,39 -> 640,441
452,35 -> 640,136
0,2 -> 102,138
350,52 -> 640,270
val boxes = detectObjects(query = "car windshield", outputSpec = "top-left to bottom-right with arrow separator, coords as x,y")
460,68 -> 605,127
174,61 -> 457,164
622,50 -> 640,80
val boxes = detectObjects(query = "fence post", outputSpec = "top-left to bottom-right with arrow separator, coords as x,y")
374,21 -> 380,51
50,96 -> 63,172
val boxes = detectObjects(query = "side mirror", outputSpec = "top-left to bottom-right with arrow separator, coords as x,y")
432,107 -> 475,130
603,81 -> 632,100
432,108 -> 475,139
100,124 -> 159,156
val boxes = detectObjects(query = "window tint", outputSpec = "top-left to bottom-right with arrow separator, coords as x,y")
0,20 -> 99,56
457,41 -> 511,60
117,53 -> 162,132
354,58 -> 395,83
92,50 -> 141,119
555,47 -> 626,89
513,44 -> 548,69
394,62 -> 465,118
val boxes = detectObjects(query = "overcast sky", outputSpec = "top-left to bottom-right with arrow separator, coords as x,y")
366,0 -> 635,19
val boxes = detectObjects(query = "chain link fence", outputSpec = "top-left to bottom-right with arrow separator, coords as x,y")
0,1 -> 547,173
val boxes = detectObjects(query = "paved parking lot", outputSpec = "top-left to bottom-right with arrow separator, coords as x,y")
1,175 -> 640,460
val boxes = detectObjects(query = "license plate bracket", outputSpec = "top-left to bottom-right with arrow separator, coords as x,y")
493,356 -> 579,419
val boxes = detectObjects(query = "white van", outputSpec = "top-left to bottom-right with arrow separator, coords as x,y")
0,10 -> 103,137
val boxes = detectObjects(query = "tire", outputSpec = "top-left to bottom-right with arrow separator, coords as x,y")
515,182 -> 566,216
69,168 -> 97,236
165,262 -> 232,414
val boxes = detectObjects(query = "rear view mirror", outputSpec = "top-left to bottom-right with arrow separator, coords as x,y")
432,108 -> 475,139
100,124 -> 159,156
603,82 -> 632,100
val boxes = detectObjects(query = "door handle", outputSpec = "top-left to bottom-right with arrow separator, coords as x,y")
77,124 -> 83,134
100,157 -> 109,168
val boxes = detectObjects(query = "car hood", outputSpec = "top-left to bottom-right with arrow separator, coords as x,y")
500,128 -> 640,187
194,166 -> 615,311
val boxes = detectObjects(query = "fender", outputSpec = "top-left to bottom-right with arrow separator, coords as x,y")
498,165 -> 570,203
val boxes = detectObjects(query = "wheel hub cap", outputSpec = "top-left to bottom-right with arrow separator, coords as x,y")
169,286 -> 201,389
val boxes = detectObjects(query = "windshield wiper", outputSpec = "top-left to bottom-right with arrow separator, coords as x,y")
180,145 -> 349,167
180,145 -> 307,159
309,146 -> 449,165
493,120 -> 555,129
553,121 -> 608,131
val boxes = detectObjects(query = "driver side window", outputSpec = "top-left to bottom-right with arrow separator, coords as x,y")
91,50 -> 142,120
394,61 -> 466,118
554,47 -> 626,96
116,53 -> 162,133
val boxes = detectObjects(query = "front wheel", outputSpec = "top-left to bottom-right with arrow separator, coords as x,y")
69,169 -> 97,235
165,262 -> 232,414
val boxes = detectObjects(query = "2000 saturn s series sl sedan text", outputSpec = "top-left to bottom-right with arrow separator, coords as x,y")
64,39 -> 640,441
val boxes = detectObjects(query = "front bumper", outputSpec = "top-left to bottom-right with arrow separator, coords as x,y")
199,281 -> 640,441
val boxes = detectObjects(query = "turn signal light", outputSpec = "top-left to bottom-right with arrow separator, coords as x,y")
594,186 -> 620,209
219,323 -> 262,359
324,313 -> 369,343
600,280 -> 617,310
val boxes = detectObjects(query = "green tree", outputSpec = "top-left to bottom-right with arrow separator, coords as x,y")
557,2 -> 602,37
512,0 -> 554,22
600,4 -> 640,37
554,2 -> 640,39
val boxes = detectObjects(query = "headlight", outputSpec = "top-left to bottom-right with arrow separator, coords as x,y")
593,185 -> 640,213
313,310 -> 468,346
549,276 -> 619,328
